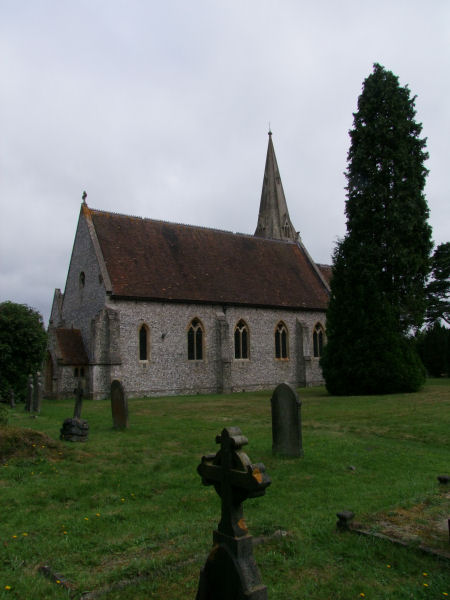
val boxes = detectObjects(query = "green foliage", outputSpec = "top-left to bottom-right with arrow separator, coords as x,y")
426,241 -> 450,325
416,322 -> 450,377
0,301 -> 47,400
0,404 -> 8,426
322,64 -> 432,395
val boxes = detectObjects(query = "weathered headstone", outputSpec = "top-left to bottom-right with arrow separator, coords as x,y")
25,374 -> 33,412
271,382 -> 303,457
32,371 -> 43,413
60,380 -> 89,442
196,426 -> 271,600
9,389 -> 15,408
111,380 -> 128,430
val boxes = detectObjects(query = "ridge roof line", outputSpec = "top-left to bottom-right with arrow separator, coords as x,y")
88,205 -> 298,245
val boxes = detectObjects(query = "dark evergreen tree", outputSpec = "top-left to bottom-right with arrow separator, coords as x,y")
0,301 -> 47,400
425,242 -> 450,325
321,64 -> 432,395
416,323 -> 449,377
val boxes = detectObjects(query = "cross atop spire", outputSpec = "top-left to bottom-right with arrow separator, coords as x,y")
254,132 -> 298,242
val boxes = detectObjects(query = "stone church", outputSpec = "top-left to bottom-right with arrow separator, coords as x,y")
45,133 -> 330,399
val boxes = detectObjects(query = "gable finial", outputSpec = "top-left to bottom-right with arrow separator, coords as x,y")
268,122 -> 272,136
82,191 -> 87,204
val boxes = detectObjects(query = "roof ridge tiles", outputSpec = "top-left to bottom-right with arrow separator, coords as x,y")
88,205 -> 296,244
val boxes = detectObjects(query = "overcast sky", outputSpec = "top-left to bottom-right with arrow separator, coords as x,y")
1,0 -> 449,325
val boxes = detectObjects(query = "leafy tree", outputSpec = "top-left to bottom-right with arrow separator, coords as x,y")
0,301 -> 47,400
426,242 -> 450,325
321,64 -> 432,395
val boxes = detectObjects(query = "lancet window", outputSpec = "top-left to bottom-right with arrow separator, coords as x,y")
313,323 -> 325,358
234,320 -> 249,359
275,321 -> 289,359
188,318 -> 204,361
139,324 -> 149,361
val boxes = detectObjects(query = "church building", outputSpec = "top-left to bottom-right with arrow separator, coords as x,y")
45,133 -> 330,399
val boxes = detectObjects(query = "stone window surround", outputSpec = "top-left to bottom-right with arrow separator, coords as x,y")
274,321 -> 289,360
313,322 -> 325,358
187,317 -> 205,361
138,322 -> 150,362
234,319 -> 250,361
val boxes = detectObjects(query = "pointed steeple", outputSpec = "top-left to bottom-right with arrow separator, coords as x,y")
254,131 -> 298,242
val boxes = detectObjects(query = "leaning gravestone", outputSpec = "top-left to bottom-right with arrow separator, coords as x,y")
32,372 -> 43,413
111,380 -> 128,430
196,426 -> 271,599
25,374 -> 33,412
271,382 -> 303,457
60,380 -> 89,442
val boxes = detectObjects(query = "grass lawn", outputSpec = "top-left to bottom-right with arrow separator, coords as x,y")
1,379 -> 449,599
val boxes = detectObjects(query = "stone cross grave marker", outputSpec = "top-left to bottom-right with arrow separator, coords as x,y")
111,380 -> 128,430
60,379 -> 89,442
32,372 -> 43,413
271,382 -> 303,457
73,379 -> 84,419
25,374 -> 33,412
196,426 -> 271,600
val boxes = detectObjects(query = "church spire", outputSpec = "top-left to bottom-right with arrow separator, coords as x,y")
254,131 -> 298,242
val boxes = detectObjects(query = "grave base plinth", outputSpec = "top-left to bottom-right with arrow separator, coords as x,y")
60,418 -> 89,442
196,530 -> 267,600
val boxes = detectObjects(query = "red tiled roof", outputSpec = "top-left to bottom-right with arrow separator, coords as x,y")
89,208 -> 329,310
55,328 -> 88,365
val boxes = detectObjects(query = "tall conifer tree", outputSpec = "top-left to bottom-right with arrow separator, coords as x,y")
321,64 -> 432,395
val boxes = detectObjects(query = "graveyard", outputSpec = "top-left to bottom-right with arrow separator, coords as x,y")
0,380 -> 449,599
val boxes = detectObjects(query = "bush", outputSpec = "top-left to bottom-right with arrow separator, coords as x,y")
0,404 -> 9,426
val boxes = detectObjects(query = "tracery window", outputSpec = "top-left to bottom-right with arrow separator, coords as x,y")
275,321 -> 289,359
234,319 -> 249,359
188,318 -> 204,360
313,323 -> 325,358
139,324 -> 149,361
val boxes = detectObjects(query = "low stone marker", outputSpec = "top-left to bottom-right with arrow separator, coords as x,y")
196,426 -> 271,599
33,371 -> 43,413
111,380 -> 128,430
336,510 -> 355,531
25,374 -> 33,412
60,380 -> 89,442
271,382 -> 303,457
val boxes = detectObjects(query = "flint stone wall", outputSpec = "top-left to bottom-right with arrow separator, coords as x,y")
88,298 -> 325,399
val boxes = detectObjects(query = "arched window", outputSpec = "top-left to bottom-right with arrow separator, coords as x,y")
234,320 -> 249,359
79,271 -> 85,288
139,324 -> 149,361
313,323 -> 325,358
275,321 -> 289,359
188,318 -> 204,360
